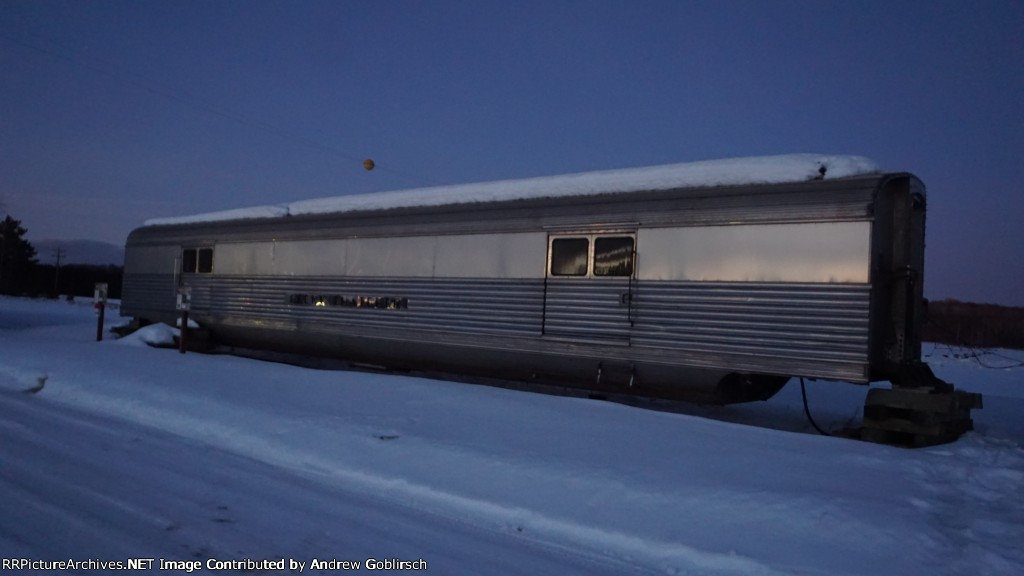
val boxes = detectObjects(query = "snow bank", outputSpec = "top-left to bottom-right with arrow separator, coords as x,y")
174,316 -> 200,329
143,154 -> 880,226
114,323 -> 177,347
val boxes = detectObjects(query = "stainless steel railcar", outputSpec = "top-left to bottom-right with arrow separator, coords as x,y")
123,168 -> 931,404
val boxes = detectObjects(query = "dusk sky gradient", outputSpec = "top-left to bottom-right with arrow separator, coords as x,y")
2,0 -> 1022,305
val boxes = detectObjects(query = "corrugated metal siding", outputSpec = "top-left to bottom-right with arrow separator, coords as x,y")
633,281 -> 871,380
542,278 -> 632,342
121,273 -> 176,317
121,272 -> 870,382
187,276 -> 546,337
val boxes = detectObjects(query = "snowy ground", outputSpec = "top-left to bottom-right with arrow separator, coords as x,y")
1,296 -> 1022,575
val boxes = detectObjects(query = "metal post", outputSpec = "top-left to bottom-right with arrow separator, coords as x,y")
176,286 -> 191,355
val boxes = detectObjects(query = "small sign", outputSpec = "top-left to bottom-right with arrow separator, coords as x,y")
94,283 -> 108,313
176,286 -> 192,311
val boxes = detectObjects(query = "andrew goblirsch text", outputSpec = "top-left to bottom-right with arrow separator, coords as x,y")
3,557 -> 428,572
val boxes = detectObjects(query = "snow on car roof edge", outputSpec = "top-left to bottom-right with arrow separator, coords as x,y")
143,153 -> 880,227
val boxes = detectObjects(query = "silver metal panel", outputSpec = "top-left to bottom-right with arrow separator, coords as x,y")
434,232 -> 547,278
638,221 -> 871,283
345,237 -> 437,277
123,245 -> 179,275
213,233 -> 547,279
216,239 -> 351,277
273,240 -> 344,276
214,241 -> 276,275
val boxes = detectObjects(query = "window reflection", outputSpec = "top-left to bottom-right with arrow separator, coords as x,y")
288,293 -> 409,310
594,237 -> 634,277
550,238 -> 589,276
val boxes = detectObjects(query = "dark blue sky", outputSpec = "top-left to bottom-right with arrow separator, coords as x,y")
2,1 -> 1022,305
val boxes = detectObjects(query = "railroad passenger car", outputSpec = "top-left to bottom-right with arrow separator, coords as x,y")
121,155 -> 933,404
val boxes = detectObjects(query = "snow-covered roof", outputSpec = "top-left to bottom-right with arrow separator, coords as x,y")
144,154 -> 880,227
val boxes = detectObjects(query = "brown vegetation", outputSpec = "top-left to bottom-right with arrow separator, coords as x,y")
924,299 -> 1024,350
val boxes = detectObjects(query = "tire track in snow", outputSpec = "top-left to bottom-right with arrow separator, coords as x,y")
2,388 -> 738,575
12,378 -> 789,576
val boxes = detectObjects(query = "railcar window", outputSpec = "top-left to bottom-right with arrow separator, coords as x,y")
550,238 -> 589,276
181,247 -> 213,274
197,248 -> 214,273
594,236 -> 634,277
182,249 -> 198,274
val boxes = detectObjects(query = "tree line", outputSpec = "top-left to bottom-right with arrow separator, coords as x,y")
923,299 -> 1024,351
0,214 -> 123,299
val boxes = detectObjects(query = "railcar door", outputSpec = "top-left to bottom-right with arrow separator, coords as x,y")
542,232 -> 636,343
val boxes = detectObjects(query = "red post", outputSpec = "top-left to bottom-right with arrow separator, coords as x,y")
179,310 -> 189,354
96,302 -> 105,341
94,283 -> 108,342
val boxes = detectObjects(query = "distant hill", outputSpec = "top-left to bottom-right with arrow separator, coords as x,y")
33,239 -> 125,267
